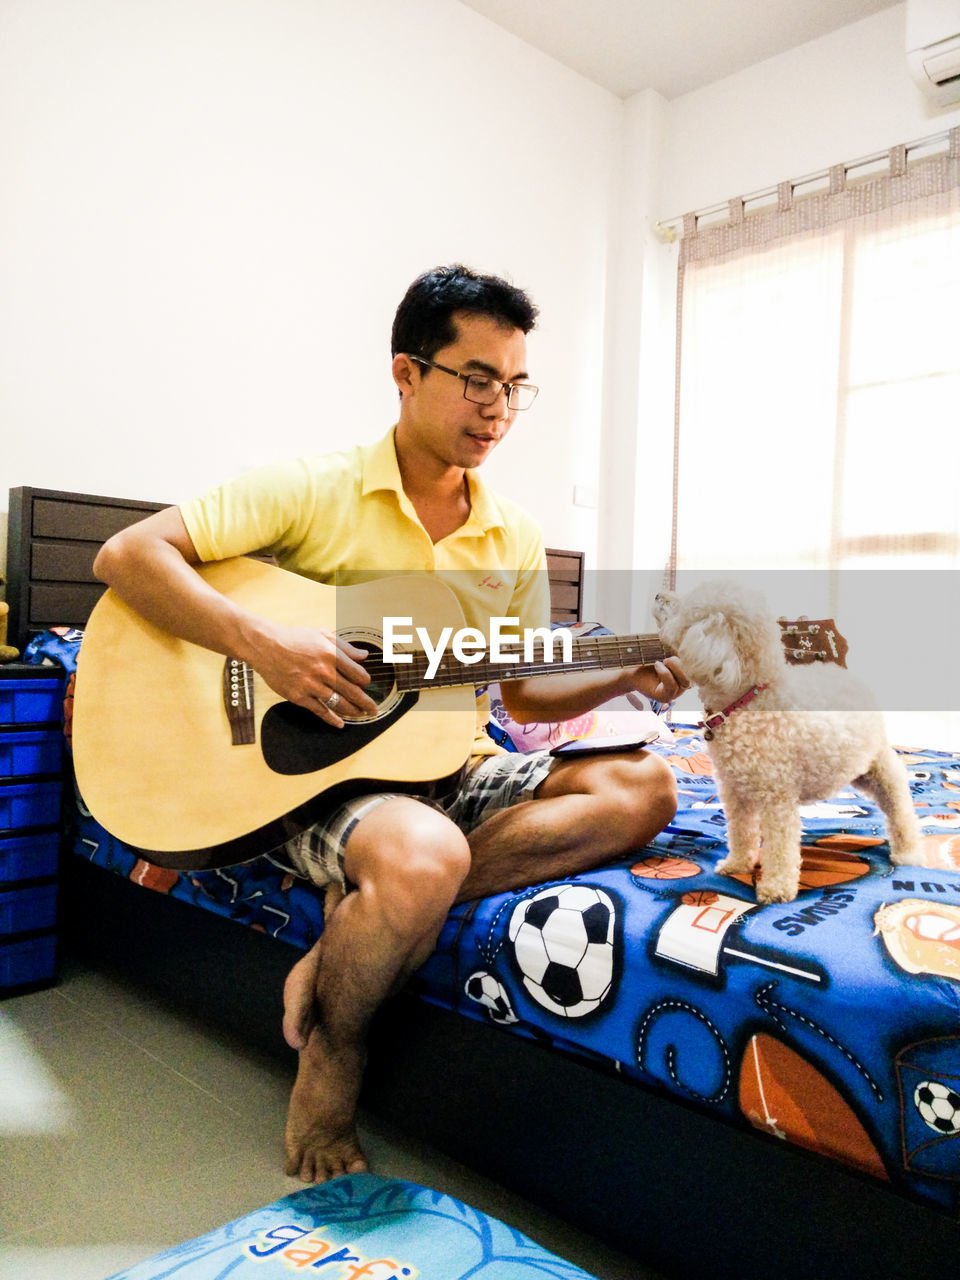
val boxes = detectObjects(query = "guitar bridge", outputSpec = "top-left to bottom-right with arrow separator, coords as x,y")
223,657 -> 256,745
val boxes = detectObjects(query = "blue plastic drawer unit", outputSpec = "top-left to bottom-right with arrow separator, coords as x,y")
0,664 -> 64,995
0,780 -> 62,830
0,935 -> 57,990
0,673 -> 64,727
0,883 -> 58,934
0,729 -> 63,780
0,831 -> 60,883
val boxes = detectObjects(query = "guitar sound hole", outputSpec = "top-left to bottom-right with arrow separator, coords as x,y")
338,633 -> 403,722
359,644 -> 396,706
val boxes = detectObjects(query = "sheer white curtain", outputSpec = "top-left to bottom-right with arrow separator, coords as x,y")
670,129 -> 960,742
674,130 -> 960,575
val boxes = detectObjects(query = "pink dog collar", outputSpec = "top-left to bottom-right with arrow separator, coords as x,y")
699,683 -> 769,741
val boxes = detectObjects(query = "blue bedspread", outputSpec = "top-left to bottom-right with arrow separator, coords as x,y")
417,734 -> 960,1212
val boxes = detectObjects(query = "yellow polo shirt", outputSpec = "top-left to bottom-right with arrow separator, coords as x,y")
180,427 -> 551,752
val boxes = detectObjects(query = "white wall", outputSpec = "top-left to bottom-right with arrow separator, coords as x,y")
597,2 -> 960,628
0,0 -> 621,573
591,89 -> 677,630
660,4 -> 960,220
4,1 -> 959,595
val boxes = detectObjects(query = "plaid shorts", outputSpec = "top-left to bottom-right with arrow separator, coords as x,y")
280,751 -> 557,891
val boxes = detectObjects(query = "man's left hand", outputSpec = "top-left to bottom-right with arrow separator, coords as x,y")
627,657 -> 690,704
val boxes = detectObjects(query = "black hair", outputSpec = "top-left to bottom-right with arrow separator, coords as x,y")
391,264 -> 538,363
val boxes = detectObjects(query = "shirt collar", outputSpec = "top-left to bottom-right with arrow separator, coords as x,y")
362,427 -> 507,534
464,468 -> 506,533
360,427 -> 407,497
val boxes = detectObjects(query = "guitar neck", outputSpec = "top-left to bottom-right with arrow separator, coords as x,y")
393,632 -> 672,691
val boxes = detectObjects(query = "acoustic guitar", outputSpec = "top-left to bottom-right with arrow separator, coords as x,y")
72,557 -> 847,871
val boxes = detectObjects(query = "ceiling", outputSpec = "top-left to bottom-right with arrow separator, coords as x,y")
458,0 -> 903,99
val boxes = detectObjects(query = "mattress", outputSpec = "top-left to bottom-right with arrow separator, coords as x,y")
30,631 -> 960,1216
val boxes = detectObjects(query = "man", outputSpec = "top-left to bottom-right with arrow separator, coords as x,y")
94,264 -> 686,1183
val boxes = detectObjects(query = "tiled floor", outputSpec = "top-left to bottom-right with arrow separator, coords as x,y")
0,961 -> 661,1279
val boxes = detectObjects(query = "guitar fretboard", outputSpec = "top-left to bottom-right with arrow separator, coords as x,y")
389,632 -> 672,691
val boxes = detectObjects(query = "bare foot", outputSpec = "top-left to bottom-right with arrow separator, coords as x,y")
284,1028 -> 368,1182
282,941 -> 324,1050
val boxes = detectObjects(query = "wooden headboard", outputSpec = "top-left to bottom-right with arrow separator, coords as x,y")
5,485 -> 584,650
6,487 -> 167,651
544,547 -> 584,625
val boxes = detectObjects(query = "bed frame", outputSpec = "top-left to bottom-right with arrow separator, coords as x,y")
5,484 -> 960,1280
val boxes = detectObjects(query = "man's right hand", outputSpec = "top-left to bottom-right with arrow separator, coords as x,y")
94,507 -> 381,729
252,623 -> 381,727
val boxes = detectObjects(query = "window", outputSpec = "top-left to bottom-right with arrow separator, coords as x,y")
675,195 -> 960,576
671,133 -> 960,741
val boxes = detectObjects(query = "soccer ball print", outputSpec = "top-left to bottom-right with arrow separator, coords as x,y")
508,883 -> 618,1018
463,970 -> 519,1025
914,1080 -> 960,1136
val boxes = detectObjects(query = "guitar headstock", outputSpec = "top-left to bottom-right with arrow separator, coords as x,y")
778,617 -> 848,668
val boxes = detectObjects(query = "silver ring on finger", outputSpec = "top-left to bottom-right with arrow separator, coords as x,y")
325,691 -> 341,712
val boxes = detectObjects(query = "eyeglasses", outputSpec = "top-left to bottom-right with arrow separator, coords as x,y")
408,355 -> 539,411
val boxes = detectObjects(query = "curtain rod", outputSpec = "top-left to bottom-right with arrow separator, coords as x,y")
654,126 -> 959,243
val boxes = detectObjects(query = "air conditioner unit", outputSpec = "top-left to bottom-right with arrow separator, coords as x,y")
907,0 -> 960,105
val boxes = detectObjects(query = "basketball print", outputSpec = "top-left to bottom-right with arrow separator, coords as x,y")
727,847 -> 872,893
682,890 -> 719,907
813,834 -> 885,852
630,855 -> 702,880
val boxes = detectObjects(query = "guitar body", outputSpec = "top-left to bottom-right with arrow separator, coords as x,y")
73,560 -> 475,869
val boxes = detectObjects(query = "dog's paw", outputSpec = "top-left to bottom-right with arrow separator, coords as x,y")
888,846 -> 920,868
716,854 -> 755,878
755,879 -> 799,905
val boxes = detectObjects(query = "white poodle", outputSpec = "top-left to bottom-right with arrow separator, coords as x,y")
653,581 -> 920,904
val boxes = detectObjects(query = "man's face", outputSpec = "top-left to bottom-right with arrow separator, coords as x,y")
397,311 -> 529,470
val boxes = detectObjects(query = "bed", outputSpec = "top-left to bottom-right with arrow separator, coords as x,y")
6,484 -> 960,1280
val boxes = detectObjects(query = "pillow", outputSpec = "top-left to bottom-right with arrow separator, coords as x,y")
487,621 -> 674,752
105,1172 -> 602,1279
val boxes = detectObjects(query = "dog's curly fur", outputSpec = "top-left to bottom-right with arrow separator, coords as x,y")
654,581 -> 920,904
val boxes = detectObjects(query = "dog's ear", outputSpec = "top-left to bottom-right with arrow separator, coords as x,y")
680,612 -> 743,690
713,648 -> 744,690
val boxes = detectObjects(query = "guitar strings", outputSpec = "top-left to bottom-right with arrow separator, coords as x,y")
387,633 -> 672,691
364,622 -> 831,693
